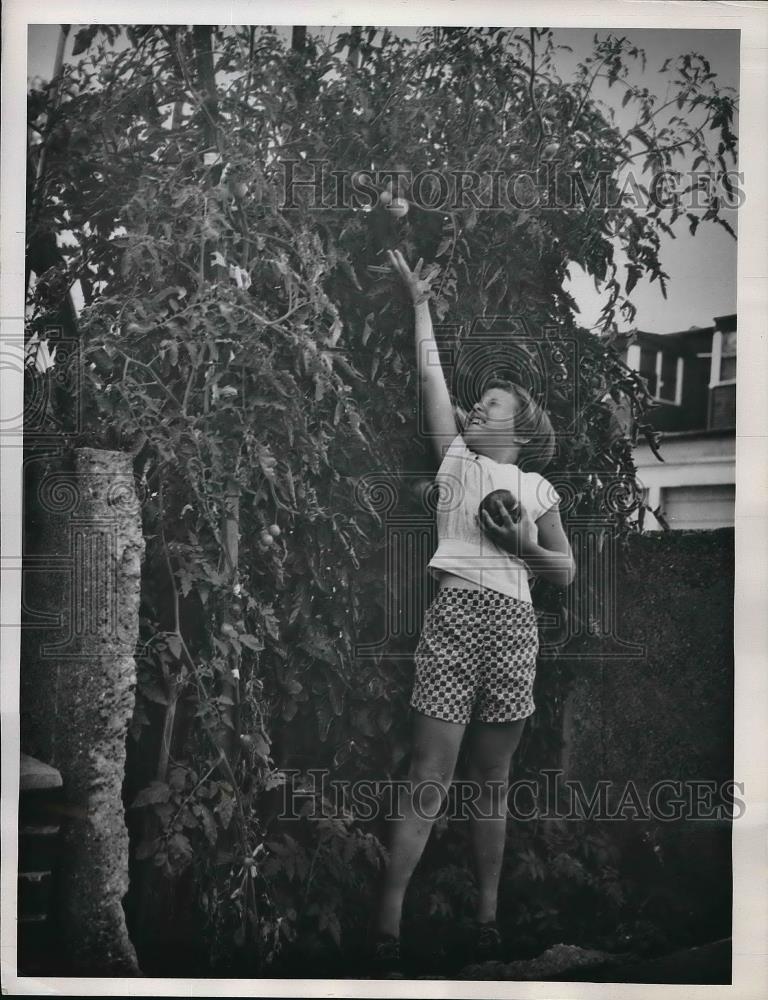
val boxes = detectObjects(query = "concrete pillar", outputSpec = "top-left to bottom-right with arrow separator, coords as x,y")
21,448 -> 144,975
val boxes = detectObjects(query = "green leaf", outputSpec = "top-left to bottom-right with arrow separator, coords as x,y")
168,767 -> 186,791
72,26 -> 100,56
361,313 -> 374,346
135,837 -> 160,860
239,633 -> 264,651
167,634 -> 183,660
139,680 -> 168,706
169,832 -> 193,858
216,792 -> 235,830
251,732 -> 271,759
177,569 -> 194,598
200,805 -> 218,846
131,781 -> 171,808
282,698 -> 298,721
260,605 -> 280,640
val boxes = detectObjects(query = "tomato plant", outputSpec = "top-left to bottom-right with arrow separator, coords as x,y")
25,24 -> 737,971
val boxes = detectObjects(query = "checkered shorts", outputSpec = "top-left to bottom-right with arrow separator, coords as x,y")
410,587 -> 539,724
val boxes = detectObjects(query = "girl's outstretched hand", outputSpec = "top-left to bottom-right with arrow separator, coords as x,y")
387,250 -> 440,305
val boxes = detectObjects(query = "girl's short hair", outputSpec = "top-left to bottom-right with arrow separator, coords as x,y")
485,378 -> 556,472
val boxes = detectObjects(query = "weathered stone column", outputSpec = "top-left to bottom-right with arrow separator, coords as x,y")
21,447 -> 144,975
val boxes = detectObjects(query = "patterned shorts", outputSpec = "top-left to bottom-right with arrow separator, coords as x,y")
410,587 -> 539,724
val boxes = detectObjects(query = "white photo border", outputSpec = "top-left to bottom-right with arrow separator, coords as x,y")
2,1 -> 766,997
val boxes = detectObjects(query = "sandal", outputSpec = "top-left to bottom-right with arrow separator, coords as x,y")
473,920 -> 503,963
368,933 -> 403,976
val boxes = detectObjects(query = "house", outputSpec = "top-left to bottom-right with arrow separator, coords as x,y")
620,314 -> 736,530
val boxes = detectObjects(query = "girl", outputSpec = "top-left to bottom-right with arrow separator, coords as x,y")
370,250 -> 575,971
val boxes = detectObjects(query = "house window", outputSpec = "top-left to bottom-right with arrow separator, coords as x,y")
711,328 -> 737,386
634,346 -> 683,405
720,355 -> 736,381
659,483 -> 735,530
720,331 -> 737,382
659,352 -> 682,404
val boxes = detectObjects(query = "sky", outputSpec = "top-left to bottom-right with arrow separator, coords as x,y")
27,24 -> 739,334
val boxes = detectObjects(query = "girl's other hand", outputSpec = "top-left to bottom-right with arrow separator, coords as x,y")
478,505 -> 537,559
386,250 -> 440,305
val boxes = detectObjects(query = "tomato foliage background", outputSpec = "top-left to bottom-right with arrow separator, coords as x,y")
25,25 -> 737,972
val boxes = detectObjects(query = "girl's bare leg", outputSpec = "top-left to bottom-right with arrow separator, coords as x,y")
374,711 -> 466,938
463,718 -> 527,923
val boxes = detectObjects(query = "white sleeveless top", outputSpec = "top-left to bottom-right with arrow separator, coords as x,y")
427,434 -> 561,604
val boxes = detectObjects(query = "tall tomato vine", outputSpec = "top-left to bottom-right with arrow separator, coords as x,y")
25,25 -> 737,967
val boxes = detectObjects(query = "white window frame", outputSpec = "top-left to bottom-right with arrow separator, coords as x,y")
627,344 -> 683,405
710,328 -> 737,388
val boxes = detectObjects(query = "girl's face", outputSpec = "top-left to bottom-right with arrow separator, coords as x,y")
463,387 -> 521,450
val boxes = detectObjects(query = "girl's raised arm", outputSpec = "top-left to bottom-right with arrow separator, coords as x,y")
387,250 -> 458,461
